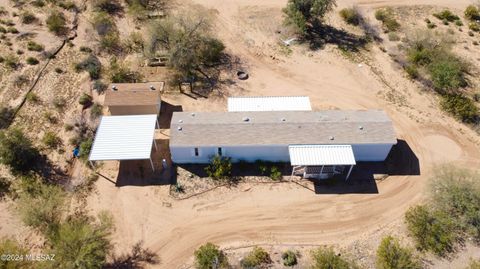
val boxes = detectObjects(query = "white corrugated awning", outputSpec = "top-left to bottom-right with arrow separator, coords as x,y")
288,145 -> 356,166
228,96 -> 312,112
89,115 -> 157,161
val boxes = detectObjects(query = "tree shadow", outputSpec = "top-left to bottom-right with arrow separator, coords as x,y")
104,241 -> 160,269
304,21 -> 369,51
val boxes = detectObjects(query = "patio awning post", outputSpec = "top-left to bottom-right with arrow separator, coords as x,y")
153,139 -> 158,151
346,165 -> 353,181
149,157 -> 155,172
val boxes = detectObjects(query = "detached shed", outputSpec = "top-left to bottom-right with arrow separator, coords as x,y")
104,82 -> 163,116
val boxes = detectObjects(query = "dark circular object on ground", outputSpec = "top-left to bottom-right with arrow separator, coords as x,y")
237,71 -> 249,80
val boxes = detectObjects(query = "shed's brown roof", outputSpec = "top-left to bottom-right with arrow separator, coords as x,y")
104,82 -> 163,107
170,110 -> 397,146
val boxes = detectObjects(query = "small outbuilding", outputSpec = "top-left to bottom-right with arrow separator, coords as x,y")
89,115 -> 159,171
104,82 -> 163,116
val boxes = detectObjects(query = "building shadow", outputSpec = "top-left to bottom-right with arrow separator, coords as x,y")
158,101 -> 183,129
115,139 -> 175,187
313,139 -> 420,194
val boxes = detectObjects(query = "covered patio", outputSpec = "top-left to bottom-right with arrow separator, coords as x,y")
289,145 -> 356,180
89,115 -> 159,171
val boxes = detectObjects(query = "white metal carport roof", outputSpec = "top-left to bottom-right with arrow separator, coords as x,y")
228,96 -> 312,112
89,115 -> 157,161
288,145 -> 356,166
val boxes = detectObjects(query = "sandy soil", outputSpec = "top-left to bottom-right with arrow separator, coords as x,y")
1,0 -> 480,268
84,0 -> 480,268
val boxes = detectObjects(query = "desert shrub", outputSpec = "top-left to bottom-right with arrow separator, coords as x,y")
79,137 -> 93,160
124,31 -> 144,53
42,131 -> 61,149
269,166 -> 282,180
26,92 -> 39,103
283,0 -> 336,34
46,11 -> 67,36
0,177 -> 11,200
430,166 -> 480,241
455,20 -> 463,26
49,212 -> 113,269
0,26 -> 5,33
93,80 -> 107,93
78,93 -> 93,107
194,242 -> 229,269
428,56 -> 467,92
339,7 -> 361,26
27,41 -> 44,51
474,93 -> 480,102
16,49 -> 24,55
43,111 -> 57,123
282,250 -> 298,267
52,97 -> 66,110
7,26 -> 19,33
75,55 -> 101,80
433,9 -> 460,22
55,67 -> 63,73
99,31 -> 121,53
405,65 -> 419,79
0,238 -> 33,268
26,56 -> 39,65
58,1 -> 77,10
91,0 -> 122,14
376,236 -> 421,269
310,247 -> 357,269
469,22 -> 480,32
31,0 -> 45,7
405,205 -> 458,255
440,94 -> 478,123
0,128 -> 39,174
79,46 -> 92,53
90,103 -> 103,119
20,11 -> 37,24
256,160 -> 269,175
3,54 -> 19,69
205,155 -> 232,180
388,32 -> 400,41
375,8 -> 400,32
109,60 -> 142,83
467,259 -> 480,269
0,106 -> 14,129
465,5 -> 480,21
92,11 -> 116,36
241,246 -> 271,268
18,183 -> 67,235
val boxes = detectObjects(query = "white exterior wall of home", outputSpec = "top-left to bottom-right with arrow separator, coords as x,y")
170,143 -> 394,164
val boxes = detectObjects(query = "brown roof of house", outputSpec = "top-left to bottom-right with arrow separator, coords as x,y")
104,82 -> 163,106
170,110 -> 397,146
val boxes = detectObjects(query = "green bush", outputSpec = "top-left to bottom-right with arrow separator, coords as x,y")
469,22 -> 480,32
376,236 -> 421,269
282,250 -> 297,267
52,97 -> 66,110
7,26 -> 19,34
339,8 -> 361,26
194,242 -> 229,269
405,65 -> 419,79
283,0 -> 336,34
42,131 -> 61,149
90,103 -> 103,119
75,55 -> 101,80
78,93 -> 93,107
0,128 -> 39,174
91,0 -> 122,14
46,11 -> 67,36
405,205 -> 458,255
79,46 -> 92,53
205,155 -> 232,180
109,60 -> 142,83
433,9 -> 460,22
0,238 -> 32,268
375,8 -> 400,32
20,11 -> 37,24
428,57 -> 467,91
426,22 -> 436,29
269,166 -> 282,181
455,20 -> 463,26
79,138 -> 93,161
465,5 -> 480,21
430,166 -> 480,241
31,0 -> 45,7
440,94 -> 478,123
311,247 -> 357,269
99,31 -> 122,53
26,56 -> 39,65
241,246 -> 271,268
3,54 -> 19,69
27,41 -> 44,51
58,1 -> 77,11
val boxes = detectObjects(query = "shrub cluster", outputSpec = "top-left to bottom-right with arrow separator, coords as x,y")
282,250 -> 298,267
205,155 -> 232,180
241,247 -> 271,268
339,7 -> 362,26
405,166 -> 480,256
433,9 -> 460,24
109,60 -> 142,83
75,55 -> 101,80
310,247 -> 358,269
0,128 -> 39,174
27,41 -> 44,51
78,93 -> 93,107
194,242 -> 229,269
375,8 -> 400,32
376,236 -> 421,269
46,11 -> 67,36
465,5 -> 480,21
440,94 -> 478,123
42,131 -> 61,149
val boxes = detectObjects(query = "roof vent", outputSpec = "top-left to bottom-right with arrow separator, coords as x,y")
329,136 -> 334,140
178,119 -> 183,123
177,126 -> 182,131
281,118 -> 286,122
111,85 -> 117,91
149,85 -> 155,91
191,113 -> 195,117
359,126 -> 364,130
242,117 -> 250,122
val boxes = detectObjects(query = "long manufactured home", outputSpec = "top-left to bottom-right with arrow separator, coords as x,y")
169,109 -> 397,179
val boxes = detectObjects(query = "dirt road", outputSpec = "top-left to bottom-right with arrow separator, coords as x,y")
87,0 -> 480,267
